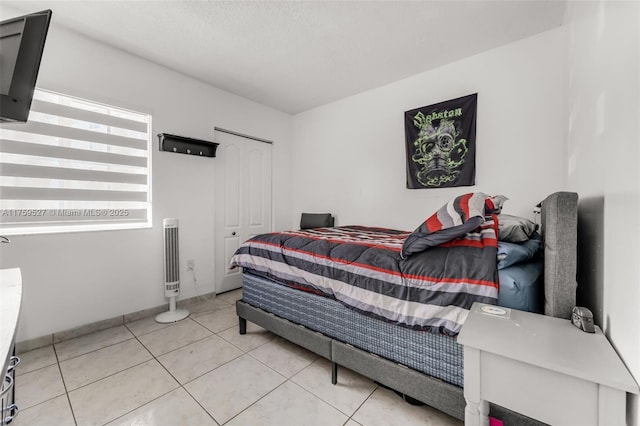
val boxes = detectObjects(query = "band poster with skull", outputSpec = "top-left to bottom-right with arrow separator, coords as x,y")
404,93 -> 477,189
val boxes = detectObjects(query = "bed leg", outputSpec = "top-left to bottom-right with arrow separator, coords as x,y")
331,362 -> 338,385
239,317 -> 247,335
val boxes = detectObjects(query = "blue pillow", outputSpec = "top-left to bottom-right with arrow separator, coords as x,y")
498,258 -> 544,313
497,232 -> 542,269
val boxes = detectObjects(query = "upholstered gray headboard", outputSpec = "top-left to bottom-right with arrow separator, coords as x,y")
540,191 -> 578,319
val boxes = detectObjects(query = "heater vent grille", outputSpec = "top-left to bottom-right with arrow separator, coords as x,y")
164,223 -> 179,291
156,217 -> 189,323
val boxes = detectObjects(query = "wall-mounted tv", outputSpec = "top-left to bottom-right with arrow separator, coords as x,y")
0,9 -> 52,123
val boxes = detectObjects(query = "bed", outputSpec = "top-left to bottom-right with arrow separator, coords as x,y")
230,191 -> 578,425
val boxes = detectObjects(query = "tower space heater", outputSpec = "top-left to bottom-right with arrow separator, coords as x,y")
155,218 -> 190,323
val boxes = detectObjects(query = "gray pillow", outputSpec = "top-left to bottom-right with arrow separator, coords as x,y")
498,214 -> 537,243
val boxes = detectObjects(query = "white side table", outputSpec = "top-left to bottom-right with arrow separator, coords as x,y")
457,303 -> 639,426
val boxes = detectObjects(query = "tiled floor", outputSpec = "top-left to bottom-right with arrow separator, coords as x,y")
14,289 -> 462,426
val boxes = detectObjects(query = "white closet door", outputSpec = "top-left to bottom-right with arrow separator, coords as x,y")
215,131 -> 272,294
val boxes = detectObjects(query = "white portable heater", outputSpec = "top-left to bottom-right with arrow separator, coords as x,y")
155,218 -> 190,323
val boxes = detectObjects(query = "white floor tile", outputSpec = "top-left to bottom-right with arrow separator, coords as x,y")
192,306 -> 239,332
12,395 -> 75,426
125,315 -> 173,337
185,354 -> 285,424
59,338 -> 152,390
216,288 -> 243,305
15,345 -> 57,376
137,318 -> 212,356
188,296 -> 234,317
15,312 -> 467,426
249,337 -> 318,378
226,380 -> 348,426
158,334 -> 242,384
291,358 -> 377,416
16,364 -> 66,410
352,387 -> 462,426
106,388 -> 217,426
218,321 -> 275,352
68,359 -> 179,426
55,325 -> 134,361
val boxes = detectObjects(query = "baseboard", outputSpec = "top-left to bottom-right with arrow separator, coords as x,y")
16,334 -> 53,354
123,304 -> 167,323
53,315 -> 125,344
16,290 -> 218,354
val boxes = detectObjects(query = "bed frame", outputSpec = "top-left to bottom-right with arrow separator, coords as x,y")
235,192 -> 578,425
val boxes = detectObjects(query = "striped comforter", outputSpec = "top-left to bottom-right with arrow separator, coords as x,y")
229,224 -> 499,336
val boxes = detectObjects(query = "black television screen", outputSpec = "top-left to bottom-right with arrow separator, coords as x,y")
0,9 -> 52,123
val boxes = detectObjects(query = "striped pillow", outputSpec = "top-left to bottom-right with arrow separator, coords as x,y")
400,193 -> 507,258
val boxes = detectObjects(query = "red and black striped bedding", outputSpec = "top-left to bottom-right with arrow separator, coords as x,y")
230,223 -> 499,336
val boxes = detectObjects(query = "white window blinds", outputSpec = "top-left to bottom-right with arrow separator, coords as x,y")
0,89 -> 152,235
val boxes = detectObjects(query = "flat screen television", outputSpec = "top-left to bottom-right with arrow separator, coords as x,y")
0,9 -> 52,123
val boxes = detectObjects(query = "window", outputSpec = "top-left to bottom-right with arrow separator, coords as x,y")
0,89 -> 152,235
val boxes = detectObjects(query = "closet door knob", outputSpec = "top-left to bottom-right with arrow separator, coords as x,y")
232,232 -> 236,236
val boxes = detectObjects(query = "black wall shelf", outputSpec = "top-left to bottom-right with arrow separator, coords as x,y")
158,133 -> 219,157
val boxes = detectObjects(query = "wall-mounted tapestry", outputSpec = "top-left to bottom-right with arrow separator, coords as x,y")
404,93 -> 477,189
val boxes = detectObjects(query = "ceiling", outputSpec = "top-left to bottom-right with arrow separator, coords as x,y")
2,1 -> 566,114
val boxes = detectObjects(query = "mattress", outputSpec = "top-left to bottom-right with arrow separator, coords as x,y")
242,272 -> 464,387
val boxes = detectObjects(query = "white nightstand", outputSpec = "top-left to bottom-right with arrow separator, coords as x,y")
457,303 -> 639,426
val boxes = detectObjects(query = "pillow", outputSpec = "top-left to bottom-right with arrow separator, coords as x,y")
485,194 -> 509,215
498,214 -> 537,243
497,232 -> 542,269
497,258 -> 544,313
401,216 -> 483,258
401,192 -> 507,258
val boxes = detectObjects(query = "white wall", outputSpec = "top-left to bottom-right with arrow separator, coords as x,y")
0,11 -> 293,342
291,28 -> 567,231
564,1 -> 640,424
